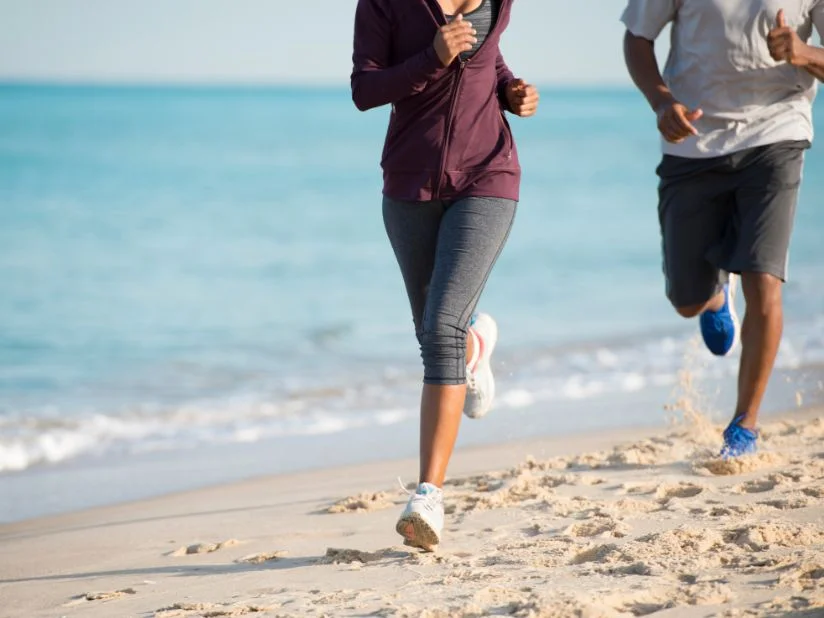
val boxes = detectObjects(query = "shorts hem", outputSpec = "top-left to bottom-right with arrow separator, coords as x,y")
667,286 -> 724,310
715,261 -> 787,283
423,377 -> 466,386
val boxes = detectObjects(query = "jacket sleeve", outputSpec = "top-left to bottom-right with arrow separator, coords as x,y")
496,52 -> 516,112
351,0 -> 448,111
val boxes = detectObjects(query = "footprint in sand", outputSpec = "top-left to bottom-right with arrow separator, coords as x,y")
733,477 -> 779,493
235,551 -> 288,564
610,497 -> 660,514
326,491 -> 397,514
565,518 -> 630,539
154,602 -> 274,617
63,588 -> 137,607
569,542 -> 632,566
319,547 -> 406,565
311,590 -> 362,606
802,486 -> 824,498
709,504 -> 756,518
655,482 -> 706,503
598,561 -> 656,577
619,482 -> 658,496
727,522 -> 824,552
168,539 -> 240,557
757,495 -> 813,511
607,439 -> 674,467
612,582 -> 733,616
744,594 -> 824,616
778,561 -> 824,591
636,528 -> 729,559
693,451 -> 784,476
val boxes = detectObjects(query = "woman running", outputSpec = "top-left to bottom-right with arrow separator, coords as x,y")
351,0 -> 539,550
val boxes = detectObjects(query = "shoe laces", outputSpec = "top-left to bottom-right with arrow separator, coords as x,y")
397,477 -> 442,506
466,370 -> 477,390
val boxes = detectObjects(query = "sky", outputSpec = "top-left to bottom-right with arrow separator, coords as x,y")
0,0 -> 646,86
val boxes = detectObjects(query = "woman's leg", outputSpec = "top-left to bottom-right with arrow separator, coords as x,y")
383,195 -> 516,548
383,198 -> 480,489
384,196 -> 517,484
416,197 -> 516,484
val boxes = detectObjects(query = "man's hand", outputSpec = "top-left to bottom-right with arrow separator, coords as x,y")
433,14 -> 477,67
656,100 -> 703,144
504,79 -> 539,117
768,9 -> 810,66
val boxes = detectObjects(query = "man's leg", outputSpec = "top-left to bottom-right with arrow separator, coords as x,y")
723,142 -> 805,435
673,292 -> 725,319
657,155 -> 733,319
736,273 -> 784,430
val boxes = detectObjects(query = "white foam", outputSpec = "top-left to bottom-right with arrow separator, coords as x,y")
2,317 -> 822,474
498,389 -> 535,408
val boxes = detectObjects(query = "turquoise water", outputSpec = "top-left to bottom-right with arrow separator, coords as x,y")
1,85 -> 823,517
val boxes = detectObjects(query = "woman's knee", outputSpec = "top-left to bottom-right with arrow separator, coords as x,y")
418,323 -> 467,384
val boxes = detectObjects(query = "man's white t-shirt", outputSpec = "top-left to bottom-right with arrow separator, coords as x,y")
621,0 -> 824,158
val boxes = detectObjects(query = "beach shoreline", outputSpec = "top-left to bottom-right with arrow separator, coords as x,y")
1,405 -> 822,617
4,354 -> 823,526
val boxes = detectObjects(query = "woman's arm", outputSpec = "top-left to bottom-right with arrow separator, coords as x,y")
495,52 -> 516,111
350,0 -> 447,111
496,52 -> 540,117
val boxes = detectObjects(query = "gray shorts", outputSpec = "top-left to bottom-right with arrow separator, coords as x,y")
383,196 -> 517,385
656,140 -> 808,308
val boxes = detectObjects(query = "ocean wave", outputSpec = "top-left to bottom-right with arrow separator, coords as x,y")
0,401 -> 412,473
1,322 -> 823,474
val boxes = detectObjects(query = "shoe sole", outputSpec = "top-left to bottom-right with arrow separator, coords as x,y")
395,512 -> 440,552
465,314 -> 498,420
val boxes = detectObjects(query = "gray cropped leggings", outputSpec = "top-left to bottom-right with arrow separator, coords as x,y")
382,196 -> 518,385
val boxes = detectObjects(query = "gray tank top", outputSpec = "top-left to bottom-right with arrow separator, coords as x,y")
445,0 -> 499,60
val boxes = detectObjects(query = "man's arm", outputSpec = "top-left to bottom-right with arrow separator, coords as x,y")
623,32 -> 674,113
800,49 -> 824,81
767,9 -> 824,82
623,32 -> 703,144
805,2 -> 824,80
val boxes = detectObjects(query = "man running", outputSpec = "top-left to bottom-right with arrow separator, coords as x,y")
621,1 -> 824,457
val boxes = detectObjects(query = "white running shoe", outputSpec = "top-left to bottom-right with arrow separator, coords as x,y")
395,482 -> 444,552
464,313 -> 498,419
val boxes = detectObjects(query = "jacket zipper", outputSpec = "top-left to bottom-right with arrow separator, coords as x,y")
434,59 -> 466,199
432,0 -> 506,199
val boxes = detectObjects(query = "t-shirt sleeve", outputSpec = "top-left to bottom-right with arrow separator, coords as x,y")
812,0 -> 824,43
620,0 -> 678,41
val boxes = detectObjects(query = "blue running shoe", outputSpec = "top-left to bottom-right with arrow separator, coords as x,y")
720,416 -> 758,459
700,278 -> 740,357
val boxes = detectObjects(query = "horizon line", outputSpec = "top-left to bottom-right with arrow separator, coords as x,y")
0,78 -> 636,92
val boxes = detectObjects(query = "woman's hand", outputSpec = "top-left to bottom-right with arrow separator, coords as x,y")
505,79 -> 539,117
433,14 -> 477,67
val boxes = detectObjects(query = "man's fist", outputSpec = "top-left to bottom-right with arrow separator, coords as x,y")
656,101 -> 703,144
768,9 -> 810,66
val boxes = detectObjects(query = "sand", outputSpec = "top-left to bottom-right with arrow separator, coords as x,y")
1,407 -> 823,618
